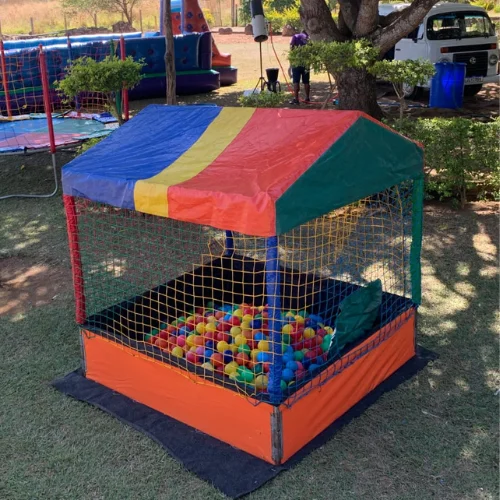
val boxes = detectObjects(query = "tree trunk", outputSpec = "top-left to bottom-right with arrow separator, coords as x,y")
163,0 -> 177,105
335,68 -> 382,120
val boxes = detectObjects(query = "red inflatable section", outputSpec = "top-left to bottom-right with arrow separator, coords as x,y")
182,0 -> 232,68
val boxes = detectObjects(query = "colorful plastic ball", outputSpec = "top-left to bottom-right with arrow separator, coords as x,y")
236,366 -> 254,383
195,346 -> 205,356
294,315 -> 305,325
254,332 -> 266,342
303,337 -> 316,350
285,311 -> 295,319
256,351 -> 272,363
235,352 -> 250,366
205,340 -> 216,350
211,352 -> 224,369
255,374 -> 268,390
154,337 -> 168,350
250,319 -> 262,330
230,326 -> 242,338
171,346 -> 184,358
204,348 -> 214,361
234,334 -> 247,346
216,331 -> 231,343
229,316 -> 241,327
282,352 -> 294,365
282,368 -> 294,382
303,327 -> 316,339
295,368 -> 306,381
205,323 -> 217,333
176,335 -> 186,348
282,324 -> 294,335
257,340 -> 270,352
233,309 -> 243,318
228,344 -> 239,354
252,363 -> 263,374
238,344 -> 251,356
186,351 -> 198,364
297,310 -> 309,318
324,326 -> 334,334
223,349 -> 234,364
217,340 -> 230,353
195,322 -> 206,335
250,348 -> 261,361
201,362 -> 214,371
206,315 -> 217,324
286,360 -> 298,372
280,380 -> 288,391
214,310 -> 225,320
308,363 -> 320,373
224,361 -> 239,376
193,335 -> 205,347
293,350 -> 304,362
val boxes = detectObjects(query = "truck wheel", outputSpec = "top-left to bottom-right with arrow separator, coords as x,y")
402,84 -> 422,100
464,84 -> 483,97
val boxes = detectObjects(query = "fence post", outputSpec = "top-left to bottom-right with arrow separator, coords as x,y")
30,17 -> 35,34
64,14 -> 68,32
119,36 -> 129,122
39,45 -> 56,154
0,39 -> 12,119
139,10 -> 143,33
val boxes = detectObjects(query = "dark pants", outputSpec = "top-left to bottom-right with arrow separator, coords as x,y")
291,66 -> 310,85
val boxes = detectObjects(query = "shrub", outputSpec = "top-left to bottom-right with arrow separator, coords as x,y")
202,8 -> 216,27
266,2 -> 301,31
239,90 -> 289,107
390,117 -> 500,207
56,55 -> 144,124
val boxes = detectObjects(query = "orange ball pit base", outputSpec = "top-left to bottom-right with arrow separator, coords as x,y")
81,309 -> 416,465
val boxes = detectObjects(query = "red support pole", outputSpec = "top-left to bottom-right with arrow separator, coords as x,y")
119,36 -> 129,122
39,45 -> 56,154
63,195 -> 86,325
0,39 -> 12,119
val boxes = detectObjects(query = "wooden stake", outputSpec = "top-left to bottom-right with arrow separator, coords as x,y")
30,17 -> 35,34
163,0 -> 177,105
139,10 -> 143,33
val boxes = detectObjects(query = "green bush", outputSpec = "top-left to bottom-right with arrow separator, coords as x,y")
266,2 -> 301,31
239,90 -> 288,108
202,8 -> 215,27
56,55 -> 144,124
390,117 -> 500,207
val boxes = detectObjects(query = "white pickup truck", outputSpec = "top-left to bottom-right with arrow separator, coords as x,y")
380,2 -> 500,98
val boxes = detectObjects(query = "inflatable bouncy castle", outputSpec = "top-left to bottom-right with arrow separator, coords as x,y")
162,0 -> 238,86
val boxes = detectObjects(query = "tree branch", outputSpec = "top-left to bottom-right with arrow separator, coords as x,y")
299,0 -> 347,42
338,0 -> 360,33
379,10 -> 404,28
376,0 -> 440,54
354,0 -> 379,36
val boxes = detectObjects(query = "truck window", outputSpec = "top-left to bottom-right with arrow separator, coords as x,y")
427,11 -> 495,40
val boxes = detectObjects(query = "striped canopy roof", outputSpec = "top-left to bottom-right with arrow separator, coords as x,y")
62,105 -> 423,236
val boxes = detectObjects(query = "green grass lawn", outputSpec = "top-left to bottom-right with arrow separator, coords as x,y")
1,144 -> 499,498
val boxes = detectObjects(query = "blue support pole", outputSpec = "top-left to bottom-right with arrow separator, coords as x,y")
265,236 -> 283,404
224,230 -> 235,257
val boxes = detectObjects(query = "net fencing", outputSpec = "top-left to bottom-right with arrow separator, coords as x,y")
0,38 -> 120,154
67,182 -> 416,407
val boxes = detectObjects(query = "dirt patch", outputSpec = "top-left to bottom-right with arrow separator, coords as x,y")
0,256 -> 73,317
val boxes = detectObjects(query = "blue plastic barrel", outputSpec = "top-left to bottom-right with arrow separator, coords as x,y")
429,62 -> 466,109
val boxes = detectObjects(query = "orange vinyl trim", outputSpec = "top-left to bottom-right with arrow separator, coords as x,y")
280,311 -> 416,463
82,332 -> 274,462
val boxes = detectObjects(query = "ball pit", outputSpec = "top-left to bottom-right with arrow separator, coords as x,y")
146,302 -> 334,393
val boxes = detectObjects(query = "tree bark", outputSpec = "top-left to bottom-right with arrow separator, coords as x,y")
336,68 -> 382,120
163,0 -> 177,105
300,0 -> 440,119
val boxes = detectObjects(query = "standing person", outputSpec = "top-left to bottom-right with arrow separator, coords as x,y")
289,30 -> 310,104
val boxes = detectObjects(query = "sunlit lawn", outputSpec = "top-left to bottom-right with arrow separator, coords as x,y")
0,34 -> 499,499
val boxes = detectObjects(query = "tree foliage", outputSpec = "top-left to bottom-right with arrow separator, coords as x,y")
371,59 -> 435,119
56,55 -> 144,123
391,117 -> 500,207
101,0 -> 143,25
61,0 -> 101,19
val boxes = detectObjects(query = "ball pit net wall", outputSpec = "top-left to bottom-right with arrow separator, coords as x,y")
0,40 -> 120,154
66,181 -> 417,407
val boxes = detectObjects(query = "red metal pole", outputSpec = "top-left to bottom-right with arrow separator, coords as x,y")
63,195 -> 86,324
119,36 -> 129,122
0,39 -> 12,119
39,45 -> 56,154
